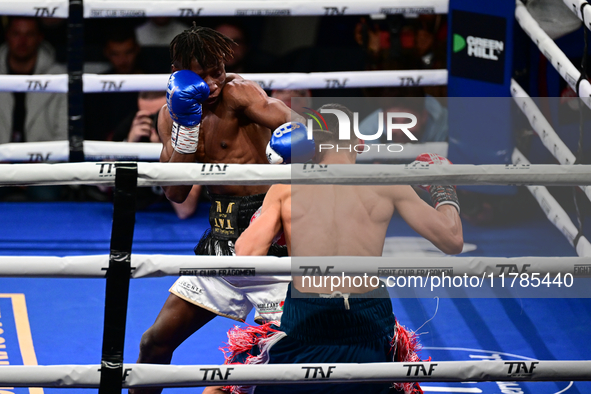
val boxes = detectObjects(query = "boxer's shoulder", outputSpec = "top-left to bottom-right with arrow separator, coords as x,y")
222,76 -> 267,106
382,184 -> 414,196
224,73 -> 243,83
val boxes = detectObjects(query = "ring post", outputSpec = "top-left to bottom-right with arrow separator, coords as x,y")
99,163 -> 138,393
447,0 -> 516,195
67,0 -> 85,162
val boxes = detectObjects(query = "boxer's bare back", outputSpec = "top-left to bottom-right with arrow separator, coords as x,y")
236,152 -> 463,294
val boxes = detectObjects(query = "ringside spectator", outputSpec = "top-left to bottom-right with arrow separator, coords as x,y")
84,26 -> 143,141
0,17 -> 66,144
112,91 -> 201,219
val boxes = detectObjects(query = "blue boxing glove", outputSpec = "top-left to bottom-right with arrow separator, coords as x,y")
166,70 -> 210,154
266,122 -> 315,164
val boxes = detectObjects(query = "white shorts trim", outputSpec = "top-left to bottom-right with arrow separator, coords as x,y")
169,275 -> 291,322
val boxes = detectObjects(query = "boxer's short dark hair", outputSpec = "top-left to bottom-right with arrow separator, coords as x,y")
317,103 -> 356,146
170,23 -> 235,70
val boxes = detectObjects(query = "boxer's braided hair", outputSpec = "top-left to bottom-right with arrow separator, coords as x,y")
170,23 -> 235,70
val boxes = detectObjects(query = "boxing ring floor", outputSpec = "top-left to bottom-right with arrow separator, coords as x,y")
0,200 -> 590,394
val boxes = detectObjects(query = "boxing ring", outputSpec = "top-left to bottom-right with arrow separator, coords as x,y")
1,0 -> 591,393
1,165 -> 591,394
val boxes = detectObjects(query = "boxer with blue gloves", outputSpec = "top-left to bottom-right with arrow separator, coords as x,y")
133,25 -> 310,394
166,69 -> 209,154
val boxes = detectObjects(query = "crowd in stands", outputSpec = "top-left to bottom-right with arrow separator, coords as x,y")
0,13 -> 589,225
0,14 -> 449,142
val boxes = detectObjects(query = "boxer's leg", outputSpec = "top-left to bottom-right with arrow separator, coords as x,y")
131,294 -> 217,394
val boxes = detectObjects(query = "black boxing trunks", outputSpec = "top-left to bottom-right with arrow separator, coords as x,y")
194,193 -> 287,257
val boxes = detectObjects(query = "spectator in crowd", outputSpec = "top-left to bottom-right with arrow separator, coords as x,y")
39,17 -> 67,64
270,89 -> 312,116
407,15 -> 447,70
0,17 -> 67,201
214,22 -> 249,73
102,26 -> 143,74
84,26 -> 143,141
112,91 -> 164,143
135,17 -> 188,47
354,15 -> 447,96
405,15 -> 447,97
112,91 -> 201,219
0,17 -> 67,144
354,16 -> 393,66
214,21 -> 276,73
355,15 -> 446,68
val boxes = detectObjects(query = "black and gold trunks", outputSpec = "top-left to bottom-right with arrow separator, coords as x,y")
208,194 -> 265,240
195,193 -> 287,257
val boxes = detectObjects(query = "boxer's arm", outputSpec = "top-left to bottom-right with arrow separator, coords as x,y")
235,187 -> 284,256
170,185 -> 201,219
392,185 -> 463,255
157,104 -> 174,161
157,104 -> 194,203
226,79 -> 305,128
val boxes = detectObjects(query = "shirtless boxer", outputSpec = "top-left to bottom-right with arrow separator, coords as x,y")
205,103 -> 463,394
132,25 -> 313,394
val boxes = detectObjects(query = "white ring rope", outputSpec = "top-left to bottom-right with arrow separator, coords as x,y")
563,0 -> 591,32
0,0 -> 449,18
0,360 -> 588,388
511,79 -> 577,167
513,148 -> 591,256
511,79 -> 591,204
357,142 -> 448,162
83,0 -> 449,18
0,0 -> 68,17
0,140 -> 447,163
0,255 -> 588,278
516,0 -> 591,110
0,70 -> 447,94
511,83 -> 591,256
0,74 -> 69,93
0,140 -> 162,162
1,162 -> 591,187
